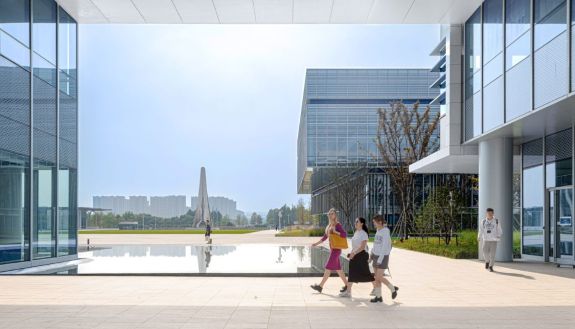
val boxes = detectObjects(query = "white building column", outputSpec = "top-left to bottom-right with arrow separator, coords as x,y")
478,138 -> 513,261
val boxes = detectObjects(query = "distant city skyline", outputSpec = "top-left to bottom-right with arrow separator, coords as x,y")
79,24 -> 439,211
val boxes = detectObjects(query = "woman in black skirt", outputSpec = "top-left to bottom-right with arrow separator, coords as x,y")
339,217 -> 374,298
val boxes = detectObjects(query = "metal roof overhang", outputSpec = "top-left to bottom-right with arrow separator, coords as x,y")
57,0 -> 483,24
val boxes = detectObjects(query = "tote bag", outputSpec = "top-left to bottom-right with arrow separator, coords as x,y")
329,233 -> 348,249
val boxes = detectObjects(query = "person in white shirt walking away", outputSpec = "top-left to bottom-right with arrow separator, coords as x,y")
370,215 -> 398,303
478,208 -> 502,272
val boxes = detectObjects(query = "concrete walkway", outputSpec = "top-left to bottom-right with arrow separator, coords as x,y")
2,231 -> 575,328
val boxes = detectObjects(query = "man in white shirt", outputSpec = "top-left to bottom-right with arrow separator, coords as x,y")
478,208 -> 502,272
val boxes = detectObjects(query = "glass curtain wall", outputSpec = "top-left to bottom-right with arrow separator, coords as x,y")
32,0 -> 57,259
522,139 -> 545,257
464,8 -> 482,140
0,0 -> 77,265
505,0 -> 532,121
57,8 -> 77,256
0,0 -> 31,265
482,0 -> 504,132
533,0 -> 567,108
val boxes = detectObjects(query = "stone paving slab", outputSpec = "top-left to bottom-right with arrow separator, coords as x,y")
2,244 -> 575,328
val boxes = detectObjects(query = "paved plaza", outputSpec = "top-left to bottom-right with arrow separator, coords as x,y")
1,231 -> 575,328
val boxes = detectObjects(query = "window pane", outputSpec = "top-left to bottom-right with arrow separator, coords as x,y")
506,31 -> 531,69
0,30 -> 30,69
522,165 -> 544,257
483,0 -> 504,62
546,158 -> 573,188
506,0 -> 531,45
465,8 -> 482,79
32,0 -> 56,64
506,58 -> 532,121
0,150 -> 30,264
0,0 -> 30,47
534,0 -> 566,50
483,53 -> 503,86
483,76 -> 504,132
58,8 -> 76,80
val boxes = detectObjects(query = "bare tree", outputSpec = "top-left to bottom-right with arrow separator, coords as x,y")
328,168 -> 368,231
376,101 -> 440,240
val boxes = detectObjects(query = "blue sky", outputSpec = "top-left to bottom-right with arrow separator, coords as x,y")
79,24 -> 439,213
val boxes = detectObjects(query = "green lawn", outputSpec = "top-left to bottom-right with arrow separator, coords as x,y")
390,230 -> 478,259
79,229 -> 257,235
275,228 -> 325,237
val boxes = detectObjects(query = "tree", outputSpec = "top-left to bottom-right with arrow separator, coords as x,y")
376,101 -> 440,240
250,212 -> 263,226
416,185 -> 465,245
328,168 -> 368,231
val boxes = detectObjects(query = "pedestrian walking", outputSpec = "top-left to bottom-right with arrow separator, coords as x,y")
478,208 -> 502,272
310,208 -> 348,293
338,217 -> 374,298
370,215 -> 398,303
205,219 -> 212,244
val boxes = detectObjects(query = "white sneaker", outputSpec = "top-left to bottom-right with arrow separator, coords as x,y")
338,291 -> 351,298
369,288 -> 376,296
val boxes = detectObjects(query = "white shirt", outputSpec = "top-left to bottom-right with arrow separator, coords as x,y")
351,230 -> 369,253
372,227 -> 392,264
478,218 -> 502,242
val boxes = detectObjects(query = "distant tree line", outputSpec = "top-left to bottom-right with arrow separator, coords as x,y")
87,209 -> 250,229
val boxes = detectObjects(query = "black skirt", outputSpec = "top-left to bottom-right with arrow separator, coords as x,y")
348,250 -> 374,283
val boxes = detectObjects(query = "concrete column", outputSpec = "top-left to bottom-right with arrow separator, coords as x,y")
478,138 -> 513,262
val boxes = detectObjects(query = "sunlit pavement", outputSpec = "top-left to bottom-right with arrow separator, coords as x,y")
1,232 -> 575,328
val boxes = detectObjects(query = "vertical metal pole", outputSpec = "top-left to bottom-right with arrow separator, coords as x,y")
29,0 -> 34,263
54,2 -> 59,258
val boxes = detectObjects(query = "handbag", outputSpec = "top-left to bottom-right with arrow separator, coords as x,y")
329,232 -> 348,249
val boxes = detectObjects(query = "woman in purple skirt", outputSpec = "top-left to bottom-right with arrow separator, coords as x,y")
310,208 -> 348,293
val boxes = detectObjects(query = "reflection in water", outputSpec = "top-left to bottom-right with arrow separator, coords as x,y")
75,245 -> 312,274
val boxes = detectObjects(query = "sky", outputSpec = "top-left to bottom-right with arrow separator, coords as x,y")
79,24 -> 439,213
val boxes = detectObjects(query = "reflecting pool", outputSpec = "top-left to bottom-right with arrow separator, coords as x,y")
72,244 -> 315,274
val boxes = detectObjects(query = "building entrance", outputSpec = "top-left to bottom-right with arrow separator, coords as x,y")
547,187 -> 574,266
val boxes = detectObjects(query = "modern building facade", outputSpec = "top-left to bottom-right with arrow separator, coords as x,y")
0,0 -> 78,271
410,0 -> 575,265
297,69 -> 477,227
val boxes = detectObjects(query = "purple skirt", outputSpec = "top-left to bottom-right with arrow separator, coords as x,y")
325,248 -> 342,271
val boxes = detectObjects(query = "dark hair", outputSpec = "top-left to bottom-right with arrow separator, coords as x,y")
356,217 -> 369,234
486,208 -> 494,213
373,214 -> 387,224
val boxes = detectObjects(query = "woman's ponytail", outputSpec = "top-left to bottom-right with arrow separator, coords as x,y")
357,217 -> 369,235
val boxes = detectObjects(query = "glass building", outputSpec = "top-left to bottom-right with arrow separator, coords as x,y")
411,0 -> 575,265
297,69 -> 476,227
0,0 -> 78,271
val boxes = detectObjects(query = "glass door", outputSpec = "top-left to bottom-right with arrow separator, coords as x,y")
549,187 -> 574,264
556,189 -> 573,262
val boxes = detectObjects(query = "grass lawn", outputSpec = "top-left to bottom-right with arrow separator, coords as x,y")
275,228 -> 325,237
390,230 -> 479,259
79,229 -> 257,235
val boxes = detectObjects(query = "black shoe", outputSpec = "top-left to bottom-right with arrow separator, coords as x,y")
489,266 -> 494,272
340,286 -> 347,293
310,284 -> 323,293
370,296 -> 383,303
392,286 -> 399,300
485,262 -> 489,269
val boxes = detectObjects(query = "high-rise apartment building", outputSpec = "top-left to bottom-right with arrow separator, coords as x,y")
149,196 -> 187,219
191,196 -> 239,218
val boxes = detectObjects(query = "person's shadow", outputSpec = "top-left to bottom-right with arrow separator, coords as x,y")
492,270 -> 535,280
